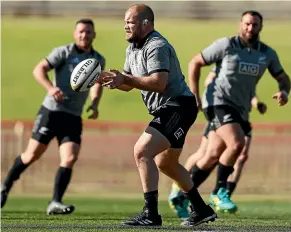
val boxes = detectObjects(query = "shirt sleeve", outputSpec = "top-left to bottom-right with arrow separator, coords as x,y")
45,46 -> 66,69
123,47 -> 132,74
99,56 -> 106,71
146,43 -> 170,75
268,49 -> 284,77
201,37 -> 230,65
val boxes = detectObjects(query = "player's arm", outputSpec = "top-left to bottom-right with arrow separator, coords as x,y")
87,82 -> 102,119
33,47 -> 64,91
188,54 -> 207,99
117,71 -> 134,92
268,49 -> 290,105
273,71 -> 290,97
116,84 -> 134,92
121,45 -> 169,92
188,38 -> 229,108
204,70 -> 216,87
90,82 -> 103,107
90,58 -> 106,107
33,47 -> 66,102
123,72 -> 167,93
32,59 -> 54,91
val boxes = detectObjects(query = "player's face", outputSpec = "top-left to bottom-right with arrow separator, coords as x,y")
74,23 -> 96,50
240,14 -> 262,43
124,9 -> 143,43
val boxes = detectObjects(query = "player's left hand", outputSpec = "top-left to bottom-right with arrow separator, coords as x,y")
272,91 -> 289,106
87,104 -> 99,119
257,102 -> 267,114
102,69 -> 124,89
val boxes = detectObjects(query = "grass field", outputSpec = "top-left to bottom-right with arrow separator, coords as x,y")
2,17 -> 291,122
1,197 -> 291,232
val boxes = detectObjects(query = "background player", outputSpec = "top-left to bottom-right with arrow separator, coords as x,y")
169,68 -> 267,218
187,10 -> 290,214
1,19 -> 105,215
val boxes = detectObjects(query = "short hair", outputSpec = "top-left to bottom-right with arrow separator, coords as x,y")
76,18 -> 95,28
130,4 -> 155,23
241,10 -> 263,24
139,5 -> 154,23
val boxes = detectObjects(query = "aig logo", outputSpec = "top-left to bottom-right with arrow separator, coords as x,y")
239,62 -> 259,76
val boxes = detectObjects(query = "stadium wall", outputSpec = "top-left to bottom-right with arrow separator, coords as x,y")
1,121 -> 291,197
2,1 -> 291,19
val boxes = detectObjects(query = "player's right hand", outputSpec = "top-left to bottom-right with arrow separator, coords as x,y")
257,102 -> 267,114
48,87 -> 64,102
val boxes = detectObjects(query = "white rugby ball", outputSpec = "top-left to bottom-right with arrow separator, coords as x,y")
70,58 -> 101,92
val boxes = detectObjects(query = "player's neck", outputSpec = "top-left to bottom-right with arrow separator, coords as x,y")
134,30 -> 155,48
75,44 -> 93,53
239,36 -> 259,49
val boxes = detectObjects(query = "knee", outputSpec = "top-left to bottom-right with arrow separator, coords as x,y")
237,152 -> 248,164
155,156 -> 171,173
61,154 -> 78,168
21,151 -> 41,165
206,142 -> 225,164
133,143 -> 149,165
228,140 -> 245,156
206,149 -> 220,164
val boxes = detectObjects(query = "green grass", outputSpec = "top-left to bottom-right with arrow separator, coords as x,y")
1,197 -> 291,231
2,17 -> 291,122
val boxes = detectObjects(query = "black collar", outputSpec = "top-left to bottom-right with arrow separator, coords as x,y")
74,44 -> 94,54
237,36 -> 260,50
133,30 -> 155,49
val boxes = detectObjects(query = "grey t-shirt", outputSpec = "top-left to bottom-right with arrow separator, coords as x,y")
43,43 -> 105,116
123,31 -> 193,114
209,65 -> 256,121
201,35 -> 283,119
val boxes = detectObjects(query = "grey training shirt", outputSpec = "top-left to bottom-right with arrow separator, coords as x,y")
43,43 -> 105,116
123,31 -> 193,114
201,35 -> 283,119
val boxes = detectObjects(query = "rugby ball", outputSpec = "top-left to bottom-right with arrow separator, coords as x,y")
70,58 -> 101,92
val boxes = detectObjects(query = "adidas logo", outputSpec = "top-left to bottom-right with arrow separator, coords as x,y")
137,219 -> 153,225
152,117 -> 161,124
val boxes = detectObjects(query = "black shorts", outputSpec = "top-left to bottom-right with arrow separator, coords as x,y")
149,96 -> 198,148
203,105 -> 252,137
31,105 -> 83,145
203,121 -> 252,138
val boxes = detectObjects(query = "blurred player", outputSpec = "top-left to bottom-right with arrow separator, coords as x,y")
169,68 -> 267,218
102,4 -> 217,227
186,10 -> 290,214
1,19 -> 105,215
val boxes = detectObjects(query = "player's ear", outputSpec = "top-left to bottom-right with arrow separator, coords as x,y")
73,29 -> 77,39
142,19 -> 149,25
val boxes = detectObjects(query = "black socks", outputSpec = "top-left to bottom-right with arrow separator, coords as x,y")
4,156 -> 29,192
52,167 -> 72,202
212,163 -> 234,194
190,164 -> 212,188
144,190 -> 158,214
185,186 -> 207,212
